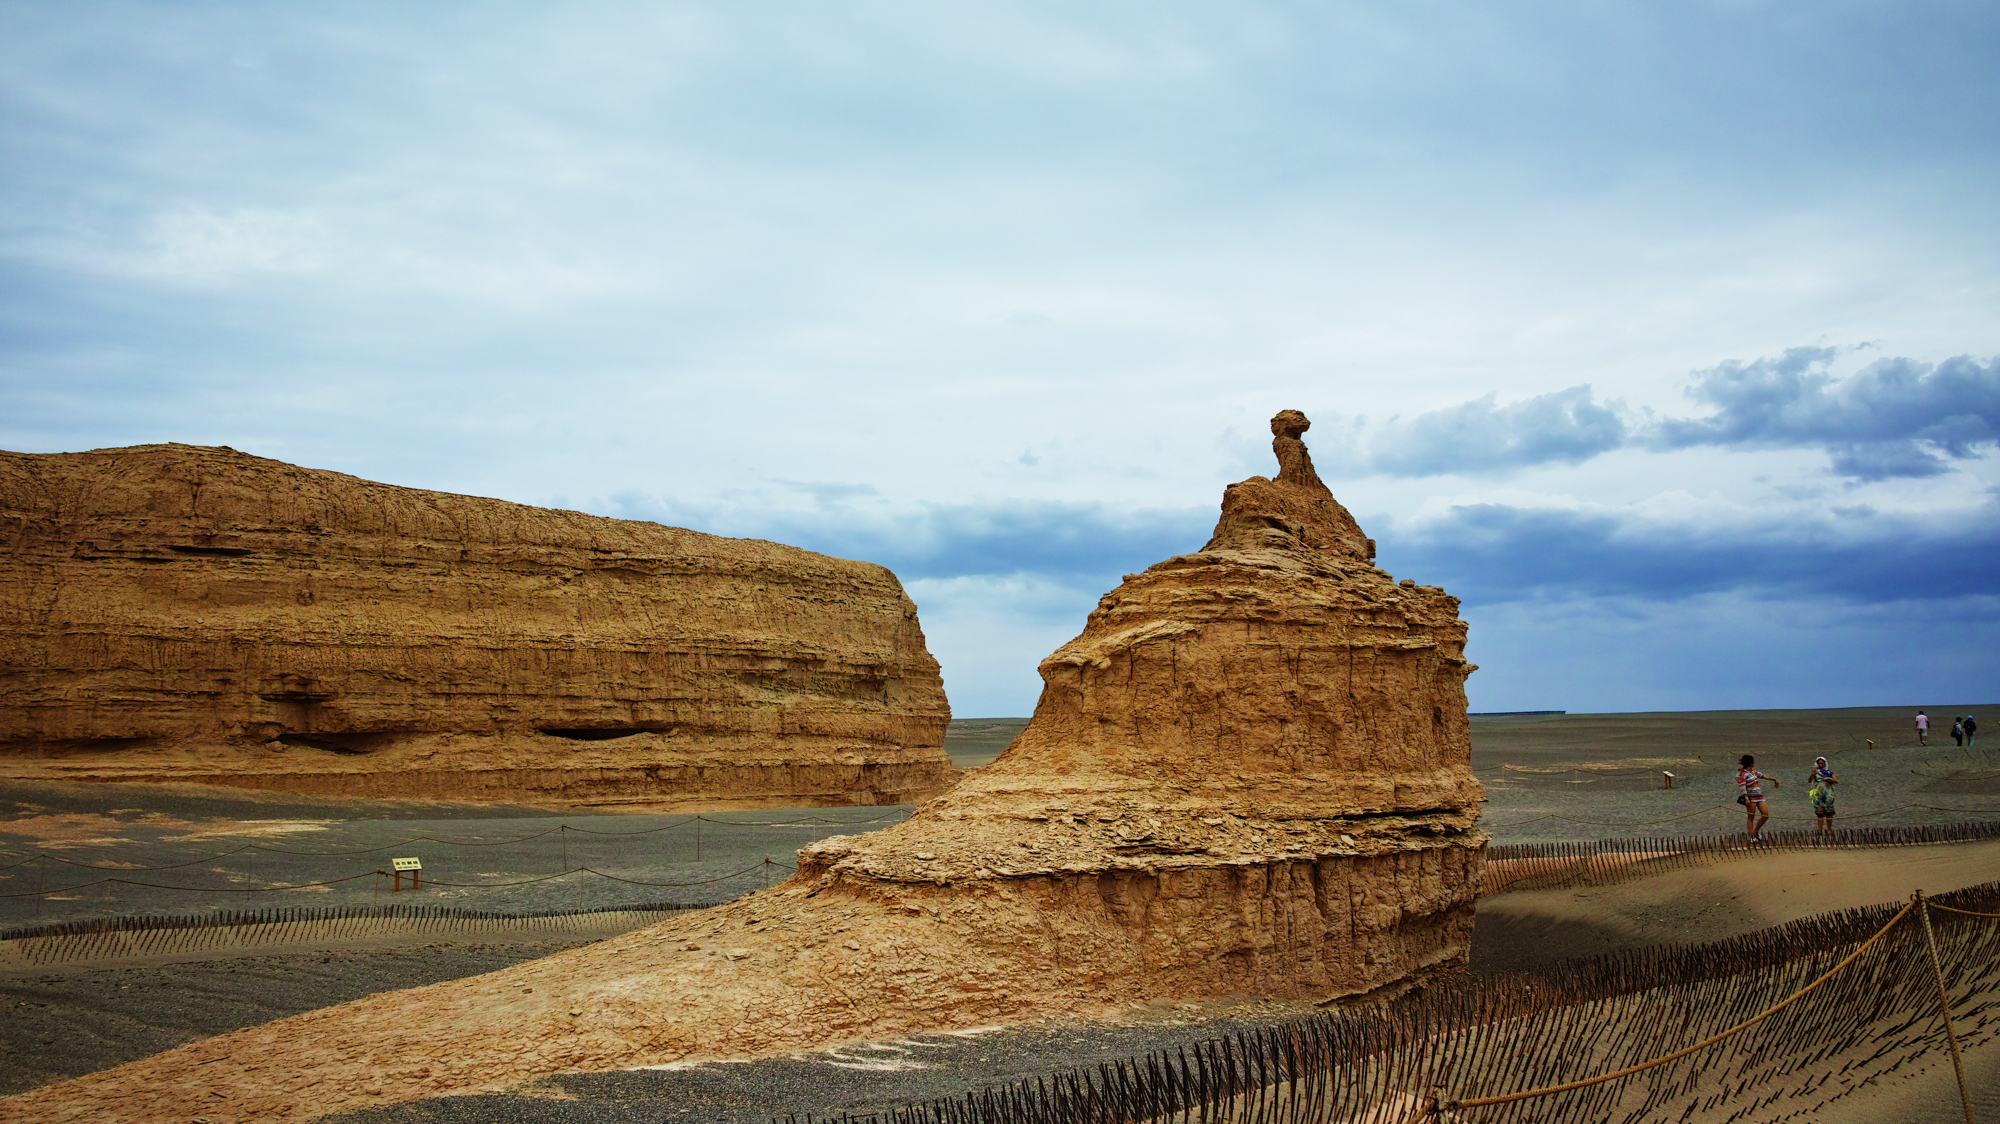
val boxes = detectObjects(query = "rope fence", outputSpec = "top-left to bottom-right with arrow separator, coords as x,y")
5,797 -> 1993,868
1480,817 -> 2000,897
0,857 -> 804,968
0,868 -> 389,900
1480,800 -> 2000,832
0,857 -> 800,903
0,899 -> 729,969
5,817 -> 1994,907
784,876 -> 2000,1124
0,808 -> 913,870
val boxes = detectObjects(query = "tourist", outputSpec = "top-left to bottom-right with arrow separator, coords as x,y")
1807,756 -> 1838,836
1967,714 -> 1978,747
1916,710 -> 1929,746
1737,754 -> 1777,843
1952,717 -> 1965,746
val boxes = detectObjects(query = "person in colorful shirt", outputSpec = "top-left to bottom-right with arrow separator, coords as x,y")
1737,754 -> 1778,842
1915,710 -> 1929,746
1806,756 -> 1838,836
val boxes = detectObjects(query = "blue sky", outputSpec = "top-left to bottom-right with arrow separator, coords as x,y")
3,2 -> 1996,716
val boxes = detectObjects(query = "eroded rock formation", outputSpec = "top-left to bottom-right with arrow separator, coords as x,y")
1,414 -> 1483,1123
0,444 -> 951,808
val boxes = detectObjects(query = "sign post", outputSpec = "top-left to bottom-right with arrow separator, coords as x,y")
392,856 -> 423,892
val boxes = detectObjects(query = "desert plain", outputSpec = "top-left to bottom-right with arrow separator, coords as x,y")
2,704 -> 1997,1122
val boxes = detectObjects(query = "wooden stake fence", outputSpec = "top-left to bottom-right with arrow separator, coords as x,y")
784,876 -> 2000,1124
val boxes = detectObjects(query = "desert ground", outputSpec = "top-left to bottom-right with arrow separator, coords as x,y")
3,705 -> 1997,1122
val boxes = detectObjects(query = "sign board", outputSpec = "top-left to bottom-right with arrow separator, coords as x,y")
392,857 -> 423,872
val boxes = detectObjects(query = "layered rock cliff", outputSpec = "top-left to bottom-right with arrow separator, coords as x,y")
0,444 -> 952,808
2,413 -> 1483,1122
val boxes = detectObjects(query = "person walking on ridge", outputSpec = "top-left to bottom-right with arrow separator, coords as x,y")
1967,714 -> 1978,747
1916,710 -> 1930,746
1952,717 -> 1965,746
1737,754 -> 1778,843
1807,756 -> 1838,837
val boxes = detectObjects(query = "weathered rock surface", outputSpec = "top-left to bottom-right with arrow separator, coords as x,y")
1,414 -> 1483,1122
0,444 -> 952,809
804,405 -> 1485,1000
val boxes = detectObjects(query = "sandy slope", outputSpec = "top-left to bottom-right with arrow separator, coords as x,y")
1473,837 -> 2000,971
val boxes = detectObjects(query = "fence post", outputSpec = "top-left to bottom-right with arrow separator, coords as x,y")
1914,891 -> 1976,1124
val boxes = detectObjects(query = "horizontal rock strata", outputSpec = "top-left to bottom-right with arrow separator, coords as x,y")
0,444 -> 951,808
1,412 -> 1483,1122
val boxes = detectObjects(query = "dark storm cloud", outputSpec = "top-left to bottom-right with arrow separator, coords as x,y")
1328,349 -> 2000,481
607,494 -> 1213,586
1358,385 -> 1628,477
1378,502 -> 2000,607
804,502 -> 1214,583
616,490 -> 1998,612
1652,349 -> 2000,480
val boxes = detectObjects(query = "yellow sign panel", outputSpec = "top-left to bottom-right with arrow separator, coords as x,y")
391,857 -> 422,871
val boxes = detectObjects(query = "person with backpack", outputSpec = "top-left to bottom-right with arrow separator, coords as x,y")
1807,756 -> 1838,836
1737,754 -> 1778,843
1952,717 -> 1966,746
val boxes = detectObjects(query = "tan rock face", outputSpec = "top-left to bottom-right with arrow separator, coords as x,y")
0,444 -> 951,808
0,415 -> 1484,1123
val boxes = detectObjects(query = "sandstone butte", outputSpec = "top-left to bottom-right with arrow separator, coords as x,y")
0,443 -> 953,810
0,413 -> 1484,1124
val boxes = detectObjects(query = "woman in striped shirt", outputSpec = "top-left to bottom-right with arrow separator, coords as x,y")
1737,754 -> 1779,843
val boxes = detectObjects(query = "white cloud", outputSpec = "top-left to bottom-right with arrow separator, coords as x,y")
903,574 -> 1095,718
141,206 -> 330,279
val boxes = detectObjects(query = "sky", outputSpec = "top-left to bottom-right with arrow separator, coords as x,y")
3,2 -> 1996,717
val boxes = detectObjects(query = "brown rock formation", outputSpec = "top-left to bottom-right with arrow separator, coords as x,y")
1,413 -> 1483,1122
0,444 -> 951,809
